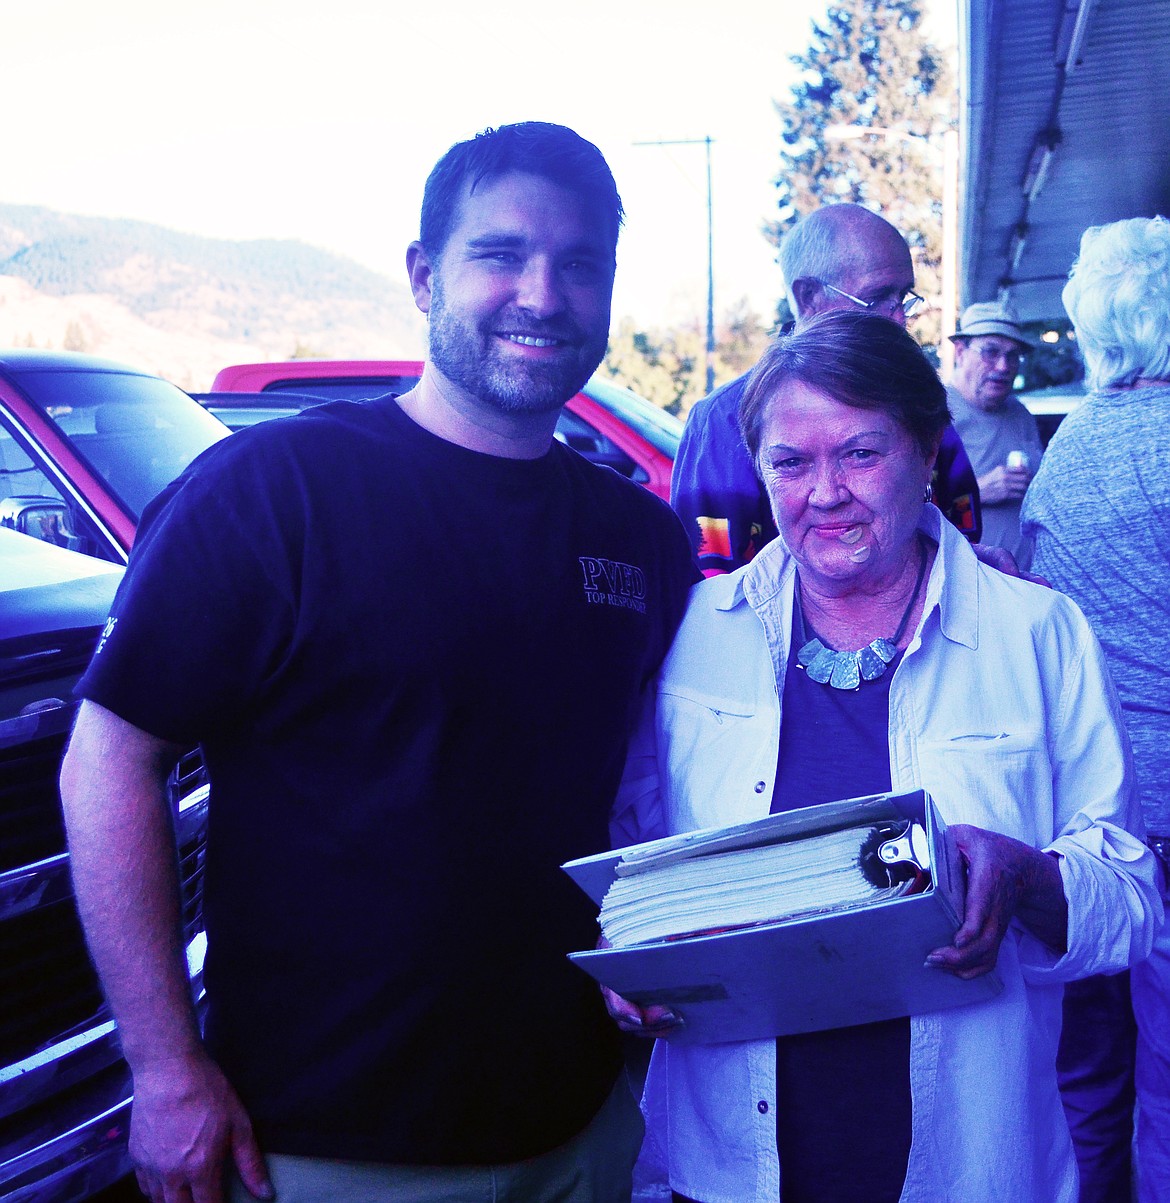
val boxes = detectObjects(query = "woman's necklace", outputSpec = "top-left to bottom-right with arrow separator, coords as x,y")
795,538 -> 928,691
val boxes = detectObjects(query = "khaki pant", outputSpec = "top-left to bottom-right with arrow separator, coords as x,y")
229,1073 -> 644,1203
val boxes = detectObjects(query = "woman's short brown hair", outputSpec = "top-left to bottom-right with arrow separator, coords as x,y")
739,309 -> 950,469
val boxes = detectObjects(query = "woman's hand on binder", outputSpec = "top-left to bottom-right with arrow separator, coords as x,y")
602,987 -> 683,1037
596,936 -> 684,1037
925,823 -> 1069,980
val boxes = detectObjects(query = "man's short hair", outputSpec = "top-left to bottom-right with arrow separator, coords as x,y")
779,204 -> 903,312
419,122 -> 624,261
1063,215 -> 1170,391
739,309 -> 951,466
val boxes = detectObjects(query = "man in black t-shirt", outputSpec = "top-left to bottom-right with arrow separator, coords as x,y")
60,123 -> 696,1203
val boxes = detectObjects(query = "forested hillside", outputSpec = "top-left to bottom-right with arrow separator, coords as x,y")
0,204 -> 424,389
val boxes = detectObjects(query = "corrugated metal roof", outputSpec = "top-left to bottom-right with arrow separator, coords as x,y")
960,0 -> 1170,324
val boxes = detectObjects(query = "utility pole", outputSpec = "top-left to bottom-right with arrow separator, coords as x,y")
635,136 -> 716,393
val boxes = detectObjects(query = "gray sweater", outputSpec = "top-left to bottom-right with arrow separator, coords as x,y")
1022,382 -> 1170,834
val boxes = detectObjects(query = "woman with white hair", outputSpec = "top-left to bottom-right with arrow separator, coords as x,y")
1022,215 -> 1170,1203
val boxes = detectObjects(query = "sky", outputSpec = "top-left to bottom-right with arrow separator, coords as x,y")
4,0 -> 957,335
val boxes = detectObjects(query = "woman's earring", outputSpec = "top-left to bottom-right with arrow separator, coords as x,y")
924,483 -> 934,503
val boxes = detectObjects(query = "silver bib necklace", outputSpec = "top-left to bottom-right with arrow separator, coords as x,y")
795,538 -> 928,691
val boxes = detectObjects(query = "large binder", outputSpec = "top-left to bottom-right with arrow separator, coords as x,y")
563,790 -> 1002,1044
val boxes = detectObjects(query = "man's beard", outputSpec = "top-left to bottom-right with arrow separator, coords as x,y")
427,279 -> 607,415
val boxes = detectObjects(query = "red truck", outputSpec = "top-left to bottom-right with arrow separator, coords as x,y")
202,360 -> 681,502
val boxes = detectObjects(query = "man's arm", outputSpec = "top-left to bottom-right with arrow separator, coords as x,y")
671,375 -> 776,575
932,424 -> 982,542
977,462 -> 1033,505
59,700 -> 271,1203
977,405 -> 1044,506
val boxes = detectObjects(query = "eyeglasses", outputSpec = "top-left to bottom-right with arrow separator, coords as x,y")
818,281 -> 925,318
975,343 -> 1023,369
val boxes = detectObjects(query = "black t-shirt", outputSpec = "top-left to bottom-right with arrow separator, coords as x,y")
80,396 -> 697,1164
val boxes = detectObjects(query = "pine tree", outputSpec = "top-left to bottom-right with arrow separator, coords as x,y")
766,0 -> 956,348
64,319 -> 89,352
602,303 -> 770,416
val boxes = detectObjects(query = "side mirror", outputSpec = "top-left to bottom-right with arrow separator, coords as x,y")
0,497 -> 82,550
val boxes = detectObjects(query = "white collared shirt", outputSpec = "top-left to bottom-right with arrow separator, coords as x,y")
612,505 -> 1161,1203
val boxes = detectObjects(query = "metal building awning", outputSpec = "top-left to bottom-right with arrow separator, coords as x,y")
960,0 -> 1170,325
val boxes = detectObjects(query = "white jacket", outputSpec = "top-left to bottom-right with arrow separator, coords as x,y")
613,505 -> 1161,1203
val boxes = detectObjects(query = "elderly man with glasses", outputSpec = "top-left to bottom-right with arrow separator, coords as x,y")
947,302 -> 1043,568
672,202 -> 981,576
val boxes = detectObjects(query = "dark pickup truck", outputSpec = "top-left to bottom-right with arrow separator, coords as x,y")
0,529 -> 209,1202
0,350 -> 222,1202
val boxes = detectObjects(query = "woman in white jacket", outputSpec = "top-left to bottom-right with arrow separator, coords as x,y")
607,310 -> 1160,1203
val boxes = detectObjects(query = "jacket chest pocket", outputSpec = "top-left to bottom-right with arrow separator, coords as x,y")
918,727 -> 1052,841
658,686 -> 775,832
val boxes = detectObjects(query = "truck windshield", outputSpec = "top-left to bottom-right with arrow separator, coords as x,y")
584,375 -> 682,458
17,368 -> 228,519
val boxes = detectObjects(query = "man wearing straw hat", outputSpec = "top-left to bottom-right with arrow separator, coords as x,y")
947,301 -> 1043,567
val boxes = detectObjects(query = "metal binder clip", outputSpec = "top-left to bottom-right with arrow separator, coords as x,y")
877,822 -> 931,872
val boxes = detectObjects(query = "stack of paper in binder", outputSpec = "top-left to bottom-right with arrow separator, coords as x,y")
564,790 -> 1002,1044
598,820 -> 927,948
